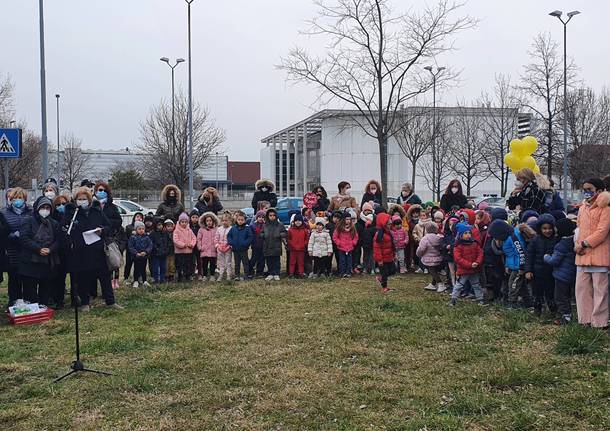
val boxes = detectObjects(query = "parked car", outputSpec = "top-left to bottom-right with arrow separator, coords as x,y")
276,197 -> 303,225
474,195 -> 506,209
113,199 -> 154,227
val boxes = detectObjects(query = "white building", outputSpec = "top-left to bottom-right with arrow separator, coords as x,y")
260,109 -> 530,202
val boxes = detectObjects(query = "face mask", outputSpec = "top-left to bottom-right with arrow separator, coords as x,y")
96,191 -> 107,200
344,188 -> 351,196
583,190 -> 595,200
77,199 -> 89,209
168,195 -> 176,203
369,188 -> 377,194
451,187 -> 459,194
514,180 -> 523,188
261,187 -> 268,192
12,199 -> 25,209
38,209 -> 50,218
44,191 -> 56,200
57,204 -> 65,213
401,191 -> 409,197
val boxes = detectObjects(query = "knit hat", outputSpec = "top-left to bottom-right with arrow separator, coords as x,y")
391,214 -> 402,224
35,196 -> 53,211
434,211 -> 444,220
362,202 -> 374,213
266,208 -> 277,216
490,208 -> 508,221
488,219 -> 513,241
178,212 -> 189,222
134,221 -> 145,230
315,217 -> 326,226
455,222 -> 472,239
535,213 -> 556,232
332,210 -> 343,219
293,214 -> 304,223
477,201 -> 490,211
556,218 -> 576,238
520,209 -> 539,223
43,181 -> 59,195
550,210 -> 567,221
189,209 -> 199,217
255,210 -> 266,219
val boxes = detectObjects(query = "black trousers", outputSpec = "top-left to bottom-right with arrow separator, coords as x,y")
175,254 -> 190,281
73,268 -> 115,306
233,249 -> 249,278
7,266 -> 23,306
133,258 -> 148,282
21,276 -> 52,306
313,256 -> 331,275
484,265 -> 504,301
554,279 -> 573,317
533,275 -> 556,312
352,245 -> 362,269
201,256 -> 217,277
124,252 -> 133,280
249,247 -> 265,276
379,262 -> 396,288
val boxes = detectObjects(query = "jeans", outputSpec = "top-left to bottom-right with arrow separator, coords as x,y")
338,251 -> 352,276
73,268 -> 115,306
266,256 -> 281,276
396,248 -> 406,272
233,249 -> 250,278
249,247 -> 265,276
150,256 -> 168,283
451,273 -> 483,301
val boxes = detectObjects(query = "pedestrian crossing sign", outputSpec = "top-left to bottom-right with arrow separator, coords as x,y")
0,128 -> 22,158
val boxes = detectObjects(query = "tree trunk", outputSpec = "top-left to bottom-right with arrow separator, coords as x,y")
411,159 -> 417,190
378,133 -> 388,208
547,119 -> 553,178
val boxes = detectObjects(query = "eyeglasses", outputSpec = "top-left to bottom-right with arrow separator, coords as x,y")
97,189 -> 106,193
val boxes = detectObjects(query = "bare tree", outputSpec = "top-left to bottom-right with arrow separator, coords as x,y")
279,0 -> 474,206
479,74 -> 520,196
137,91 -> 225,189
393,105 -> 433,186
420,116 -> 453,195
60,134 -> 91,191
448,102 -> 489,195
518,32 -> 577,179
0,75 -> 15,126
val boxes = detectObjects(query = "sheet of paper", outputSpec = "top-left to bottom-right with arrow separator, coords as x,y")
82,229 -> 102,245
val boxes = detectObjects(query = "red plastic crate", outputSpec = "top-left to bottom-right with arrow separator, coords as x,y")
7,308 -> 55,325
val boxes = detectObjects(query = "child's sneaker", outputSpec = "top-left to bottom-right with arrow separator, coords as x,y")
273,275 -> 280,281
381,287 -> 394,294
123,279 -> 132,287
308,272 -> 315,279
448,298 -> 457,307
265,275 -> 274,281
414,267 -> 423,274
436,283 -> 447,293
234,277 -> 241,282
424,283 -> 437,291
143,281 -> 151,287
132,281 -> 139,288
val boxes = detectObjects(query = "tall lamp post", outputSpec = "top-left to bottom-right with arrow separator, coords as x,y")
39,0 -> 49,182
55,94 -> 60,182
186,0 -> 195,210
549,10 -> 580,208
424,66 -> 445,201
159,57 -> 185,161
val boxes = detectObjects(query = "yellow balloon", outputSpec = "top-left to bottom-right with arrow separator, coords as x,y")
509,139 -> 527,157
522,136 -> 538,155
519,155 -> 536,170
504,152 -> 519,170
533,164 -> 541,174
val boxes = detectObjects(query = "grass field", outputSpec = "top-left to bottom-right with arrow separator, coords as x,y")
1,274 -> 609,431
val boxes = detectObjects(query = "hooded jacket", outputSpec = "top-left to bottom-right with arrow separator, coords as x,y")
156,185 -> 185,222
544,235 -> 576,283
373,213 -> 395,263
390,225 -> 408,249
150,227 -> 172,257
18,198 -> 60,279
440,190 -> 468,213
524,214 -> 557,277
453,226 -> 484,276
128,232 -> 153,260
388,203 -> 410,231
413,217 -> 431,243
308,229 -> 333,257
502,225 -> 532,271
195,187 -> 223,215
575,191 -> 610,267
332,224 -> 359,253
360,180 -> 383,209
416,232 -> 445,267
228,222 -> 254,251
288,223 -> 310,252
260,209 -> 287,257
251,179 -> 278,211
197,212 -> 219,257
173,222 -> 197,254
92,193 -> 122,239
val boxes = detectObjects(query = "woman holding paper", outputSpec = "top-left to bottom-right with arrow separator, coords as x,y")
62,187 -> 122,312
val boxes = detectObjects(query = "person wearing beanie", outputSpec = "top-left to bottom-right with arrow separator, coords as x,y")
308,217 -> 333,278
373,212 -> 396,293
228,210 -> 254,281
173,212 -> 197,282
550,209 -> 567,222
520,209 -> 539,225
490,208 -> 508,221
248,210 -> 267,278
525,214 -> 558,316
544,218 -> 577,325
261,208 -> 287,281
450,222 -> 484,306
390,213 -> 409,273
197,212 -> 219,281
361,202 -> 374,214
17,196 -> 60,306
128,219 -> 153,288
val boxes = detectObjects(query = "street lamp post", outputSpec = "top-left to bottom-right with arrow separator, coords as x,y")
160,57 -> 185,162
55,94 -> 60,182
39,0 -> 49,182
424,66 -> 445,201
186,0 -> 195,210
549,10 -> 580,209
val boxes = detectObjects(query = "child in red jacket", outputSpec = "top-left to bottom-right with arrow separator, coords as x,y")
287,214 -> 310,278
374,213 -> 396,293
450,222 -> 484,306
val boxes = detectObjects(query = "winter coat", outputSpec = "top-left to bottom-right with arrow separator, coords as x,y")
328,194 -> 358,213
544,236 -> 577,283
575,191 -> 610,267
361,223 -> 377,248
312,197 -> 330,214
389,204 -> 410,231
453,239 -> 484,276
397,192 -> 422,206
502,228 -> 527,271
2,205 -> 33,267
390,227 -> 408,249
173,224 -> 196,254
525,235 -> 557,278
197,227 -> 217,257
0,212 -> 9,271
412,219 -> 430,243
228,224 -> 254,251
416,233 -> 445,267
288,225 -> 310,252
483,235 -> 504,271
156,185 -> 185,222
18,213 -> 60,279
308,230 -> 333,257
373,213 -> 395,263
250,222 -> 265,249
128,234 -> 153,259
93,197 -> 122,239
215,225 -> 232,253
150,230 -> 172,257
442,223 -> 457,263
507,180 -> 546,214
251,179 -> 277,210
260,218 -> 287,257
361,180 -> 383,209
61,204 -> 111,273
195,187 -> 223,214
440,192 -> 468,213
333,228 -> 359,253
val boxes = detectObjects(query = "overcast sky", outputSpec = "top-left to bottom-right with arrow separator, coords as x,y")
4,0 -> 607,162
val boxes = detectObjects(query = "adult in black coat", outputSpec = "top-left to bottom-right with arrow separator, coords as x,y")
18,197 -> 61,306
440,179 -> 468,213
251,179 -> 277,211
1,187 -> 33,307
506,168 -> 548,214
195,186 -> 223,215
93,181 -> 124,291
50,194 -> 70,308
61,187 -> 121,311
360,179 -> 383,209
312,185 -> 330,214
396,182 -> 422,205
156,184 -> 185,222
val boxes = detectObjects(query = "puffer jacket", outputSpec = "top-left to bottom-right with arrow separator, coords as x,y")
250,221 -> 265,249
150,230 -> 172,257
197,227 -> 217,257
2,205 -> 32,267
228,223 -> 254,251
390,227 -> 408,249
525,236 -> 557,278
288,225 -> 310,252
328,194 -> 358,212
544,236 -> 577,283
214,225 -> 232,253
373,213 -> 395,263
18,213 -> 61,279
575,191 -> 610,267
156,185 -> 185,222
308,230 -> 333,257
361,223 -> 377,248
251,179 -> 278,210
128,234 -> 153,259
333,228 -> 359,253
260,218 -> 287,257
503,228 -> 527,271
416,233 -> 444,267
454,239 -> 484,276
173,224 -> 196,254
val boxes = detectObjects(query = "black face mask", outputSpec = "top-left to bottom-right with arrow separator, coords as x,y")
168,195 -> 177,204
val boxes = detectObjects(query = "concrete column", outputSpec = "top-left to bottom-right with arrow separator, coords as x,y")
286,132 -> 291,197
278,135 -> 283,198
272,138 -> 277,190
302,124 -> 308,195
294,129 -> 299,197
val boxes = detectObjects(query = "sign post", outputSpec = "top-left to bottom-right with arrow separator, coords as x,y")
0,128 -> 23,194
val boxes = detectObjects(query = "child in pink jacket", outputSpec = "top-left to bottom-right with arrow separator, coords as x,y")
390,214 -> 409,273
332,216 -> 359,277
197,212 -> 219,281
173,212 -> 197,282
416,222 -> 446,292
214,212 -> 234,281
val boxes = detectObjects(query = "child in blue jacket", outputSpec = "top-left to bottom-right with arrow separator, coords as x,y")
544,218 -> 577,325
227,210 -> 254,281
128,221 -> 153,287
525,214 -> 558,316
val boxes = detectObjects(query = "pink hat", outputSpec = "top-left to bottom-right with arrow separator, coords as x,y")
477,201 -> 490,211
391,214 -> 402,223
362,202 -> 374,213
178,212 -> 189,222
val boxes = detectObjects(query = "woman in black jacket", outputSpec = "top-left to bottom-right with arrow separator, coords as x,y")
195,186 -> 223,214
62,187 -> 122,311
312,185 -> 330,213
506,168 -> 547,214
93,181 -> 124,290
18,197 -> 61,306
251,179 -> 278,211
50,194 -> 70,308
440,179 -> 468,213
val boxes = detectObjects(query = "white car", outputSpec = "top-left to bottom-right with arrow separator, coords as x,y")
113,199 -> 154,226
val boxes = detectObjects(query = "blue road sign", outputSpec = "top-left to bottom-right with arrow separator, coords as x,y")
0,128 -> 22,158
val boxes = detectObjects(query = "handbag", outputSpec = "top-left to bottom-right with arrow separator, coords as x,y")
105,241 -> 123,271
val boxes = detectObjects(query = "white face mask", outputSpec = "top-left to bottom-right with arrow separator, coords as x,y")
38,209 -> 51,218
261,187 -> 268,192
44,191 -> 56,200
369,188 -> 377,194
514,180 -> 523,188
77,199 -> 89,209
451,187 -> 459,194
344,188 -> 351,196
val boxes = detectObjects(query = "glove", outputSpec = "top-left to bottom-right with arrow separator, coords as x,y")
9,231 -> 20,239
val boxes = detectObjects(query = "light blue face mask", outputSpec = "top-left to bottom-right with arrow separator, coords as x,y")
77,199 -> 89,209
96,190 -> 108,200
56,204 -> 65,213
12,199 -> 25,209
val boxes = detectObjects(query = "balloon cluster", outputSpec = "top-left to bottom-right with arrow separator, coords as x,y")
504,136 -> 541,174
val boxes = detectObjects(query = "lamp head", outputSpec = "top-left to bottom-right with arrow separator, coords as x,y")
567,10 -> 580,18
549,10 -> 562,18
160,57 -> 170,63
176,58 -> 185,64
55,94 -> 60,98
